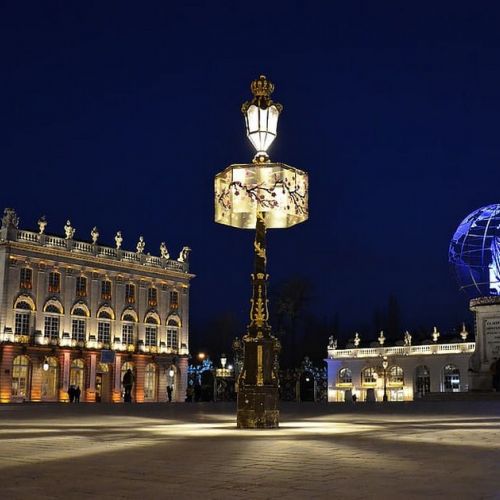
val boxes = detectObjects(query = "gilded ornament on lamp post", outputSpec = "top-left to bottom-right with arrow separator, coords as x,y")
214,76 -> 309,428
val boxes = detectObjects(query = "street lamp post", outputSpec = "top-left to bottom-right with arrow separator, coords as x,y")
214,76 -> 309,428
382,356 -> 389,402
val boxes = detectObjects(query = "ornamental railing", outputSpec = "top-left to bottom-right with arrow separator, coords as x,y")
8,228 -> 188,273
328,342 -> 476,359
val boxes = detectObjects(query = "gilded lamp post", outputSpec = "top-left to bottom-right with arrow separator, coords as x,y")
214,76 -> 309,428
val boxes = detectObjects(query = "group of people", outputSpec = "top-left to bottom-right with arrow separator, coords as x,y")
68,385 -> 81,403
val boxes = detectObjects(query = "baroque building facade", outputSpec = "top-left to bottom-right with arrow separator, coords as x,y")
0,209 -> 194,403
326,330 -> 476,402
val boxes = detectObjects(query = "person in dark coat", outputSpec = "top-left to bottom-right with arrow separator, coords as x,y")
167,385 -> 173,402
75,386 -> 81,403
68,385 -> 75,403
123,369 -> 134,402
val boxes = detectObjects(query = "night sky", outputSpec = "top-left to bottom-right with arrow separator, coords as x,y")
3,2 -> 500,354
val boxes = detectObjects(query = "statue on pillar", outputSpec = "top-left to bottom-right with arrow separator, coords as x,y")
178,246 -> 191,263
91,226 -> 99,244
328,335 -> 337,350
37,216 -> 47,234
115,231 -> 123,249
64,220 -> 75,239
404,331 -> 412,346
160,242 -> 170,259
136,236 -> 145,254
1,208 -> 19,229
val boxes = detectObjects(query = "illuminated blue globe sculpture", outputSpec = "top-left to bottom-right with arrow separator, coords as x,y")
449,204 -> 500,298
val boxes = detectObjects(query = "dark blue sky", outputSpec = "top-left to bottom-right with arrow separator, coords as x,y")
2,2 -> 500,346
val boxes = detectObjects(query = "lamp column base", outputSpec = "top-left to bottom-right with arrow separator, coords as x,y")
237,385 -> 279,428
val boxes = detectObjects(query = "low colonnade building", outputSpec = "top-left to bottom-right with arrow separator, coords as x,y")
326,329 -> 475,402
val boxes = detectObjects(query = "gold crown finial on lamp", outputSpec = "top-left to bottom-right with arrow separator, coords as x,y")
251,75 -> 274,98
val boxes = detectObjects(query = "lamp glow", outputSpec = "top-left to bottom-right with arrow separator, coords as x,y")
241,75 -> 283,163
42,359 -> 49,371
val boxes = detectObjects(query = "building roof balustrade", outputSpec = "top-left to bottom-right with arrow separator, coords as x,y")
6,228 -> 189,273
328,342 -> 476,359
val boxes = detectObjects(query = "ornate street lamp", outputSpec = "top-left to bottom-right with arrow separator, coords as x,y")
214,76 -> 309,428
382,356 -> 389,402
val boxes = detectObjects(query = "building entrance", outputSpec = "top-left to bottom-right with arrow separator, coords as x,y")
300,372 -> 315,401
96,363 -> 111,402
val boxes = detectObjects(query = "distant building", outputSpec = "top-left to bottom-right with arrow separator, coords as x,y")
325,330 -> 475,402
0,208 -> 194,403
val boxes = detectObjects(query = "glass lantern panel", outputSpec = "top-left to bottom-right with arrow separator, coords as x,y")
268,106 -> 279,134
247,105 -> 259,133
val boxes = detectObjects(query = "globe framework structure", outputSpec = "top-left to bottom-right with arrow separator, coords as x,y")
449,203 -> 500,298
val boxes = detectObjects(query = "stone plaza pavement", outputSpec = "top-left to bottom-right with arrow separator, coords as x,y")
0,401 -> 499,500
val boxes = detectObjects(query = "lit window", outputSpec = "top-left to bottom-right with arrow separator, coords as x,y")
166,319 -> 179,349
148,287 -> 158,307
122,323 -> 134,345
15,312 -> 30,335
144,363 -> 157,400
388,366 -> 404,384
362,367 -> 377,384
12,355 -> 30,398
125,284 -> 135,304
72,319 -> 86,342
48,272 -> 60,293
145,326 -> 157,346
44,316 -> 60,339
76,276 -> 87,298
170,291 -> 178,309
97,322 -> 111,343
101,280 -> 111,301
338,368 -> 352,384
20,268 -> 32,290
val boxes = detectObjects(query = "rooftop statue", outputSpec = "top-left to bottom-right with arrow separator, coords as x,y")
178,246 -> 191,263
37,216 -> 47,234
64,220 -> 75,239
404,331 -> 412,346
91,226 -> 99,244
1,208 -> 19,229
115,231 -> 123,249
160,242 -> 170,260
136,236 -> 145,254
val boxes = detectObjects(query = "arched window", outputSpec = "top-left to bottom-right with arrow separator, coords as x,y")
166,317 -> 180,350
71,303 -> 89,342
12,355 -> 30,398
416,365 -> 430,396
144,363 -> 157,401
44,300 -> 62,340
144,312 -> 159,347
70,359 -> 85,390
443,364 -> 460,392
97,306 -> 114,344
362,367 -> 378,385
338,368 -> 352,384
122,313 -> 136,346
388,366 -> 404,385
41,357 -> 59,400
14,296 -> 34,336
